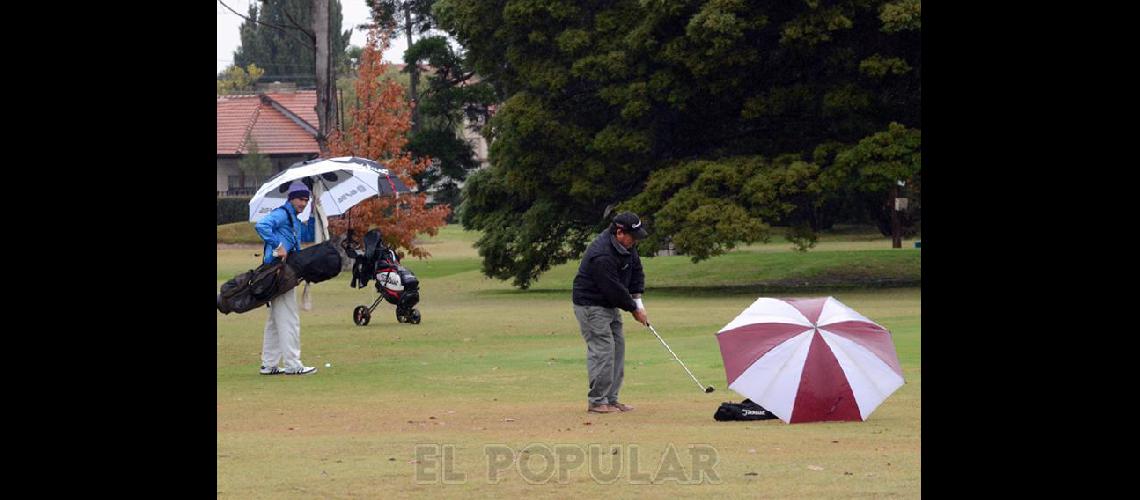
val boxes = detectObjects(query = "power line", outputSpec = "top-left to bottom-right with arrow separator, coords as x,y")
224,62 -> 331,68
217,0 -> 314,50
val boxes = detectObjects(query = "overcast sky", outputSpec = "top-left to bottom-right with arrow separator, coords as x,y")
216,0 -> 409,75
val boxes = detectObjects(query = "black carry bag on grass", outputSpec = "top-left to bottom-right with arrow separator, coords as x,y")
285,241 -> 342,283
713,399 -> 779,421
217,261 -> 301,314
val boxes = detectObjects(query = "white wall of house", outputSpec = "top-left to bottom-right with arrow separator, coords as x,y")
217,158 -> 241,193
269,155 -> 313,173
217,154 -> 318,195
461,119 -> 489,169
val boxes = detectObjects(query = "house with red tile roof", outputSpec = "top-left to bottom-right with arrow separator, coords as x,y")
217,89 -> 320,196
217,78 -> 493,202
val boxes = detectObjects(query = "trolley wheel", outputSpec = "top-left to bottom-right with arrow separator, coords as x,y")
353,305 -> 371,326
395,309 -> 405,323
410,309 -> 421,324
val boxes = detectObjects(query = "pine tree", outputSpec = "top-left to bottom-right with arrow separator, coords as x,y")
231,0 -> 352,88
237,138 -> 272,187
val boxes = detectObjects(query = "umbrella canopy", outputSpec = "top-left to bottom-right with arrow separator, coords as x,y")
248,156 -> 412,223
716,296 -> 904,424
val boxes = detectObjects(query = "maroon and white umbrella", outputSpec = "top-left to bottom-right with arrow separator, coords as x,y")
716,296 -> 904,423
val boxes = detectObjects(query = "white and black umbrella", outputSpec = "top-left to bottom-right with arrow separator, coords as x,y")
248,156 -> 412,223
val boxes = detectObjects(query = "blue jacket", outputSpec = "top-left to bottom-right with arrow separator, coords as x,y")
255,203 -> 303,264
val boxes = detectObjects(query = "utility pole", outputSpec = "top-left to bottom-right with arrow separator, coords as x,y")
312,0 -> 336,156
404,1 -> 420,133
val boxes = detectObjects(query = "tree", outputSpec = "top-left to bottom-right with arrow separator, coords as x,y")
367,1 -> 439,133
436,0 -> 921,287
340,45 -> 364,76
365,1 -> 496,218
403,35 -> 497,213
821,122 -> 922,240
327,26 -> 451,259
230,0 -> 352,88
624,154 -> 824,260
337,63 -> 424,133
216,64 -> 266,95
237,138 -> 273,187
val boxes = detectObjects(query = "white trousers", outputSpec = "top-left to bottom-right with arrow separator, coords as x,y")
261,288 -> 303,371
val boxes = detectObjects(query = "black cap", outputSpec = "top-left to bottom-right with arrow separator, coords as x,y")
613,212 -> 648,240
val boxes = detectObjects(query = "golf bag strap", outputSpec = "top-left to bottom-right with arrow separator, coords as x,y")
276,205 -> 296,256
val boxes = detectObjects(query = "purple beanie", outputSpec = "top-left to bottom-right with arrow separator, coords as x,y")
287,180 -> 310,200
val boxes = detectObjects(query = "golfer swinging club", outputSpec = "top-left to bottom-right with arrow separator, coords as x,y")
572,211 -> 649,414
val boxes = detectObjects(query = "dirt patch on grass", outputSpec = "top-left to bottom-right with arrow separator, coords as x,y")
218,243 -> 261,250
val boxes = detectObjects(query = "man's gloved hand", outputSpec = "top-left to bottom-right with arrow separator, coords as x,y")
633,308 -> 649,326
633,296 -> 648,325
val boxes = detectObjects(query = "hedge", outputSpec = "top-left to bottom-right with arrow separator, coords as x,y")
218,197 -> 251,225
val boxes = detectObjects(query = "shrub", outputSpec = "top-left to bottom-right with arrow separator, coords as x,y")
218,197 -> 251,225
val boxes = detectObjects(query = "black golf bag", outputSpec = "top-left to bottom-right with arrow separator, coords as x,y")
713,399 -> 779,421
217,241 -> 342,315
288,240 -> 343,284
216,260 -> 301,314
344,229 -> 421,326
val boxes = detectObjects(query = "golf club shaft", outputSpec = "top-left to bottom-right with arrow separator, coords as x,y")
647,324 -> 708,392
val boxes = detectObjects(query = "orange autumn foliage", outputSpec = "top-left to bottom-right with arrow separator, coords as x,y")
328,27 -> 450,259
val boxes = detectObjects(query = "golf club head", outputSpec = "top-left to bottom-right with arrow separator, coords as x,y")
705,386 -> 715,393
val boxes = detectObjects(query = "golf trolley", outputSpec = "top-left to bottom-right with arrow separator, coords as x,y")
343,229 -> 421,326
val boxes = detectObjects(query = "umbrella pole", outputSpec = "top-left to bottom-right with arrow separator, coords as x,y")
646,324 -> 715,393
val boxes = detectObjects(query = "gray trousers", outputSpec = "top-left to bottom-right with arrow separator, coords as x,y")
262,288 -> 303,371
574,305 -> 625,405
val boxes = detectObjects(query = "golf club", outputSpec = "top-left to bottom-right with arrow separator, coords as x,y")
646,323 -> 715,394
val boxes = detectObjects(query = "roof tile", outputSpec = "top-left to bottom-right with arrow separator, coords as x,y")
216,91 -> 319,155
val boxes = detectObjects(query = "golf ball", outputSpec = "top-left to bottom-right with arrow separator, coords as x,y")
325,363 -> 332,368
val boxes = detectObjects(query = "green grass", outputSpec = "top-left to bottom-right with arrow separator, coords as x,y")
217,221 -> 262,245
217,224 -> 920,497
519,249 -> 920,295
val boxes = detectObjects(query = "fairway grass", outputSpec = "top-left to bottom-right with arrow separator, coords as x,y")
218,225 -> 920,497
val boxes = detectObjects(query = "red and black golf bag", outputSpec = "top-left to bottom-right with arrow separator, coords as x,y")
344,229 -> 421,325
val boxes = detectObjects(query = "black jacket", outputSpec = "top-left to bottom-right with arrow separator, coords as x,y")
572,230 -> 645,311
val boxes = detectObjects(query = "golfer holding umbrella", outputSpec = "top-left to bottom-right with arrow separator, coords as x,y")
572,212 -> 649,414
254,180 -> 318,376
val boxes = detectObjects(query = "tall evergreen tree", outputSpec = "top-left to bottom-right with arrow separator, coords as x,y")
367,1 -> 440,132
230,0 -> 353,88
403,36 -> 497,213
436,0 -> 921,288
